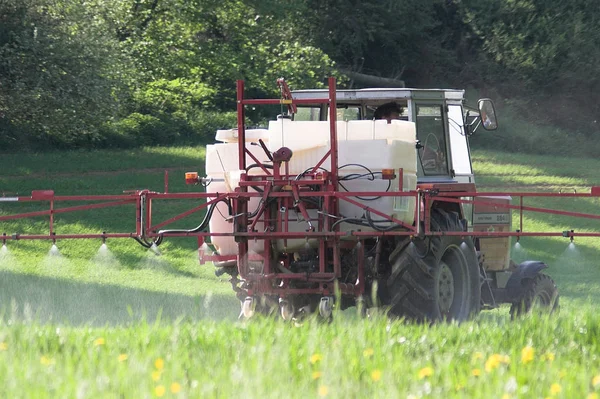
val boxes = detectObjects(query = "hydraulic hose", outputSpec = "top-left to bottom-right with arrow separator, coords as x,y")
134,199 -> 232,248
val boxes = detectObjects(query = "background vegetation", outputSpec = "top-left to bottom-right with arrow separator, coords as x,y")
2,0 -> 599,152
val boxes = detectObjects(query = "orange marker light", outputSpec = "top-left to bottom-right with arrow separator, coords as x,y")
381,169 -> 396,180
185,172 -> 199,185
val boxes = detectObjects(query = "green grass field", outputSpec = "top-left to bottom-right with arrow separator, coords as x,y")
2,146 -> 600,398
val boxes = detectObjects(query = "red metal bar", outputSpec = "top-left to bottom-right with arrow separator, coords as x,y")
245,286 -> 357,295
311,150 -> 332,174
135,195 -> 142,237
236,201 -> 249,280
245,147 -> 272,175
247,272 -> 337,280
5,233 -> 134,240
440,196 -> 600,221
328,77 -> 338,189
17,194 -> 135,202
241,98 -> 329,105
276,78 -> 298,114
145,192 -> 216,200
49,200 -> 54,236
144,230 -> 600,238
237,80 -> 246,171
0,199 -> 135,222
164,170 -> 169,193
520,196 -> 524,233
398,168 -> 403,191
333,239 -> 341,277
356,240 -> 365,296
2,228 -> 581,242
145,196 -> 152,238
319,235 -> 326,273
436,191 -> 597,198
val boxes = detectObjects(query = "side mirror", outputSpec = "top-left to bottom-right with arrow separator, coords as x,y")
477,99 -> 498,131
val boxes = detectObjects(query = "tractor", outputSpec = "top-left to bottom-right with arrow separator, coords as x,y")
198,78 -> 559,321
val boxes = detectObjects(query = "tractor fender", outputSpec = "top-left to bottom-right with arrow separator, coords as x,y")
504,261 -> 548,302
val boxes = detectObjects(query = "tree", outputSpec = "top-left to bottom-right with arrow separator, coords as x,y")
0,0 -> 127,149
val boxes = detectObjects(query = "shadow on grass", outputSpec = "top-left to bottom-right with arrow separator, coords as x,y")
0,270 -> 240,326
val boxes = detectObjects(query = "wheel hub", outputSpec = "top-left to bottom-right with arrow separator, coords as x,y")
438,261 -> 455,314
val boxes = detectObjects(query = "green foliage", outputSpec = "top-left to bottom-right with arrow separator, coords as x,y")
461,0 -> 600,87
103,111 -> 237,148
0,0 -> 127,150
3,0 -> 600,149
134,79 -> 217,114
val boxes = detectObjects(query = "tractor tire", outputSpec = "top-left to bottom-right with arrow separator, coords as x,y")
384,209 -> 481,322
509,273 -> 559,318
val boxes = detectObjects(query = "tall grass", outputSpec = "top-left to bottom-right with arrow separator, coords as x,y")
2,142 -> 600,397
2,315 -> 600,398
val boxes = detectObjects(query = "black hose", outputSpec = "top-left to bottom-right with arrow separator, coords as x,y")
246,163 -> 274,172
131,199 -> 232,249
365,210 -> 405,232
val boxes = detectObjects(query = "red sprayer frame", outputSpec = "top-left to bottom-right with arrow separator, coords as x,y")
3,78 -> 600,298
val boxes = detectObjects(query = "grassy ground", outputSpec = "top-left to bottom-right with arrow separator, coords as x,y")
2,146 -> 600,397
2,314 -> 600,398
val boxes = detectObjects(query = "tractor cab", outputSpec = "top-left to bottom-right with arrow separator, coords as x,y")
290,88 -> 497,185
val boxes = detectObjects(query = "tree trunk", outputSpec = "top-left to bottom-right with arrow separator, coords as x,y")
339,69 -> 405,88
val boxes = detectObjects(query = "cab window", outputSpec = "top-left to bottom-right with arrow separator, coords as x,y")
416,105 -> 449,175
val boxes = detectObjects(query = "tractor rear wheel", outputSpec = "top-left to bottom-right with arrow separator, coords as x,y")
509,273 -> 559,317
384,209 -> 481,322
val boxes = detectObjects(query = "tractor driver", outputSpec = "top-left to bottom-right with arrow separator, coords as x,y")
373,102 -> 403,123
375,102 -> 445,173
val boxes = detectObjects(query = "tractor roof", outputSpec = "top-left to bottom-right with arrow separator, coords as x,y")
291,87 -> 466,105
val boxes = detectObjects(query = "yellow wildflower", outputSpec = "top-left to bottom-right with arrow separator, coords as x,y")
154,358 -> 164,370
593,375 -> 600,387
455,384 -> 464,391
363,348 -> 374,358
502,394 -> 511,399
40,356 -> 55,366
170,383 -> 181,394
371,369 -> 382,382
542,352 -> 555,362
312,371 -> 322,380
310,353 -> 323,364
0,342 -> 7,351
521,346 -> 535,364
152,371 -> 162,382
472,368 -> 481,377
472,352 -> 483,362
93,337 -> 105,346
485,354 -> 507,372
418,367 -> 434,379
155,385 -> 166,397
318,385 -> 329,397
118,354 -> 128,362
588,393 -> 598,399
550,383 -> 562,395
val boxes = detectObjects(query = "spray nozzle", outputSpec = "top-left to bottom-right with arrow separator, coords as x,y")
562,229 -> 575,242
